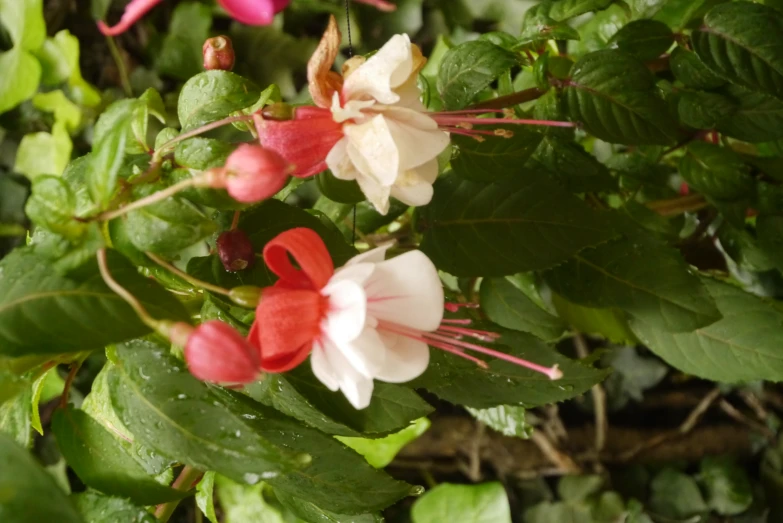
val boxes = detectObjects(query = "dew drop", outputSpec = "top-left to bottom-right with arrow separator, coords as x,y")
243,473 -> 260,485
409,485 -> 425,496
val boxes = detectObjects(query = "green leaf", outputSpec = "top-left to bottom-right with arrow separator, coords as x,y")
36,30 -> 100,107
108,339 -> 308,481
451,127 -> 543,182
175,137 -> 236,170
0,247 -> 189,356
31,366 -> 63,434
609,20 -> 674,61
410,329 -> 609,409
417,173 -> 616,276
337,418 -> 430,468
558,475 -> 604,501
274,489 -> 383,523
700,456 -> 753,515
437,40 -> 519,110
187,254 -> 274,290
670,47 -> 726,90
518,11 -> 581,46
466,405 -> 532,438
479,277 -> 566,342
14,121 -> 72,179
716,84 -> 783,143
0,385 -> 32,447
33,90 -> 82,131
25,175 -> 85,240
88,100 -> 139,206
544,235 -> 721,332
649,468 -> 707,519
530,136 -> 616,193
540,0 -> 616,21
196,472 -> 219,523
525,502 -> 592,523
605,346 -> 668,404
677,91 -> 737,130
0,0 -> 45,114
52,408 -> 188,505
411,482 -> 511,523
0,434 -> 83,521
758,214 -> 783,272
211,388 -> 412,514
155,2 -> 212,80
317,170 -> 367,204
177,70 -> 261,131
215,476 -> 290,523
679,142 -> 754,201
693,2 -> 783,99
551,293 -> 637,344
239,199 -> 357,266
250,365 -> 433,437
565,50 -> 678,145
72,491 -> 156,523
632,277 -> 783,383
124,182 -> 217,255
617,200 -> 680,243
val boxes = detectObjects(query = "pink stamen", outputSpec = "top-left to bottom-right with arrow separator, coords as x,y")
444,302 -> 480,312
437,325 -> 502,342
433,115 -> 575,128
440,318 -> 473,325
426,340 -> 490,368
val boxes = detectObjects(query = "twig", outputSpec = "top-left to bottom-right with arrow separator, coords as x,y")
573,334 -> 607,454
739,390 -> 770,423
153,114 -> 255,161
467,422 -> 485,482
95,178 -> 200,222
718,399 -> 775,441
97,249 -> 160,329
59,363 -> 81,409
529,430 -> 581,474
646,194 -> 709,217
154,465 -> 203,522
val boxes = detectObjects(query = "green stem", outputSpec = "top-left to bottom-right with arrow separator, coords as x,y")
0,223 -> 25,237
153,114 -> 256,162
154,466 -> 203,523
97,248 -> 160,330
145,252 -> 231,296
106,36 -> 132,97
96,177 -> 201,222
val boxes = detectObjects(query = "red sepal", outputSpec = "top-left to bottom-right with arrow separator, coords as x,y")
262,228 -> 334,290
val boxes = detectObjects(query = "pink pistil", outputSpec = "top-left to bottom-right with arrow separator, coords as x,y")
444,302 -> 480,312
437,325 -> 502,342
441,318 -> 473,325
433,115 -> 575,128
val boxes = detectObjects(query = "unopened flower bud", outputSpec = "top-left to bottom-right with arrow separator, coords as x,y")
223,144 -> 291,203
261,102 -> 295,121
217,229 -> 255,272
203,36 -> 235,71
184,320 -> 260,384
229,285 -> 262,308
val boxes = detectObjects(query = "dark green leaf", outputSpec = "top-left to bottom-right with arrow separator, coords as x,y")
88,99 -> 139,206
274,489 -> 383,523
632,277 -> 783,382
0,432 -> 84,523
25,175 -> 86,240
417,173 -> 616,276
679,142 -> 754,201
551,293 -> 638,344
239,199 -> 357,266
124,182 -> 217,255
716,84 -> 783,143
701,456 -> 753,515
410,329 -> 610,409
518,11 -> 581,46
558,475 -> 604,501
437,41 -> 519,110
693,2 -> 783,99
53,408 -> 187,504
525,502 -> 593,523
109,339 -> 308,481
541,0 -> 616,21
670,47 -> 726,90
0,248 -> 189,356
479,277 -> 566,341
177,71 -> 261,131
717,224 -> 777,273
411,482 -> 511,523
544,235 -> 721,332
530,136 -> 616,193
187,254 -> 274,290
451,127 -> 543,182
316,170 -> 366,204
617,200 -> 681,243
72,491 -> 156,523
677,91 -> 737,130
758,214 -> 783,272
212,388 -> 412,514
155,2 -> 212,80
609,20 -> 674,61
565,50 -> 679,145
249,365 -> 433,437
649,469 -> 707,519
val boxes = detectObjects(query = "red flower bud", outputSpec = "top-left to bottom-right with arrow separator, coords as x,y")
203,36 -> 235,71
184,321 -> 259,384
223,144 -> 291,203
217,229 -> 255,272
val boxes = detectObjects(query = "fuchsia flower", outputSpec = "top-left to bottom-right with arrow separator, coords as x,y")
256,16 -> 574,215
248,228 -> 562,409
98,0 -> 395,37
179,321 -> 260,384
218,144 -> 292,203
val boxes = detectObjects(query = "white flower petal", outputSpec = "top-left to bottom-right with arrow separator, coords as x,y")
345,244 -> 393,266
331,93 -> 375,124
356,175 -> 392,215
344,115 -> 399,186
332,325 -> 387,378
321,279 -> 367,344
390,159 -> 439,207
343,34 -> 414,105
310,343 -> 339,391
375,331 -> 430,383
323,338 -> 375,409
393,73 -> 427,111
326,138 -> 360,182
330,262 -> 376,286
383,110 -> 450,172
365,250 -> 444,331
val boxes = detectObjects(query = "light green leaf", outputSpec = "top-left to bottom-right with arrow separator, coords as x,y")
196,472 -> 219,523
33,90 -> 82,131
0,0 -> 45,114
632,277 -> 783,383
558,475 -> 604,501
25,175 -> 85,240
466,405 -> 532,438
0,385 -> 32,447
177,70 -> 261,131
412,482 -> 511,523
88,99 -> 140,206
337,418 -> 431,468
31,367 -> 62,434
14,121 -> 72,179
215,476 -> 291,523
51,30 -> 100,107
72,491 -> 156,523
418,173 -> 617,276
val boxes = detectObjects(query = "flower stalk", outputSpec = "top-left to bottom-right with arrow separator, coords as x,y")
145,252 -> 232,296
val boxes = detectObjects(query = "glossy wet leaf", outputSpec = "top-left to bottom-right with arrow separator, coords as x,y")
480,277 -> 566,341
72,491 -> 156,523
679,142 -> 754,202
466,405 -> 532,438
178,71 -> 261,131
412,482 -> 511,523
609,20 -> 674,61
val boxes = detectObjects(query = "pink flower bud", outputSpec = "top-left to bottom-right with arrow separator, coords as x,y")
185,321 -> 260,384
203,36 -> 235,71
223,144 -> 291,203
217,229 -> 255,272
